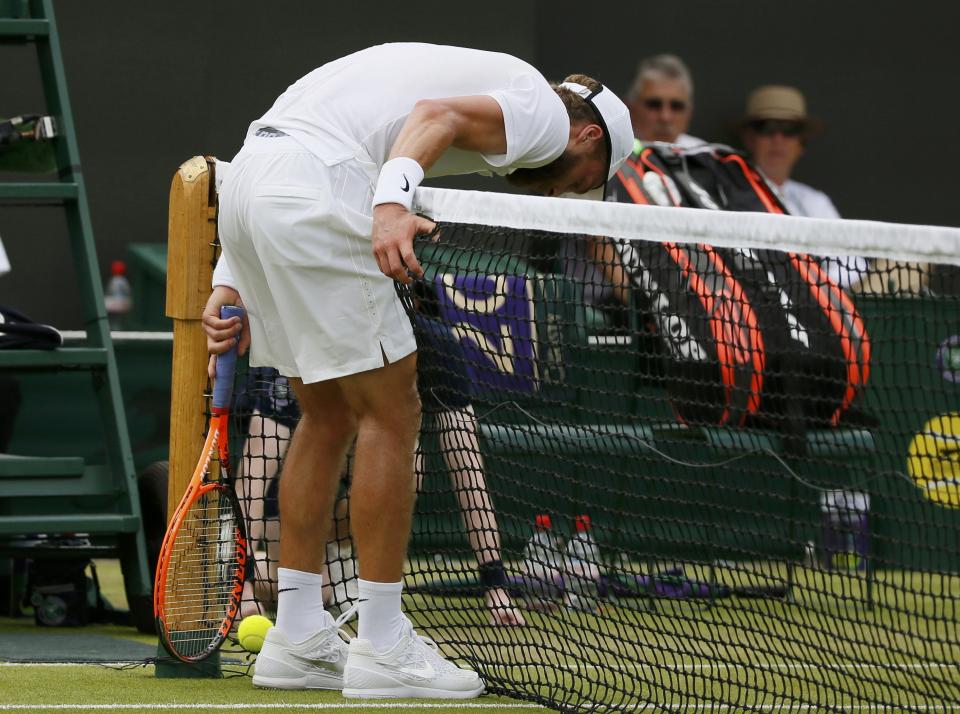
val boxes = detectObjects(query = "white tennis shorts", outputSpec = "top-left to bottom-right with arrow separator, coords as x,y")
217,135 -> 416,383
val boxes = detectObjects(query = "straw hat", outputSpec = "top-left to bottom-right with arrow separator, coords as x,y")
740,85 -> 824,138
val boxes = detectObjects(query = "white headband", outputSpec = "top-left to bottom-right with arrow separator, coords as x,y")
560,81 -> 634,181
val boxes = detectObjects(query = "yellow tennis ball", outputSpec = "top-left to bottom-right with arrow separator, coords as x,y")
237,615 -> 273,653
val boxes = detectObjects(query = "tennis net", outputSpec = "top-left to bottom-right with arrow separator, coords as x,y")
234,185 -> 960,712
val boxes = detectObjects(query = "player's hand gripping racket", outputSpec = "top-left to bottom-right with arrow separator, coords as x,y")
154,305 -> 247,662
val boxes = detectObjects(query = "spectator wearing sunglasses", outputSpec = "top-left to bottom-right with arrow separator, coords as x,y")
739,85 -> 836,219
740,85 -> 866,288
625,54 -> 702,147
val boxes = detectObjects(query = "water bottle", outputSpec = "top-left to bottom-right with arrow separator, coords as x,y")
521,514 -> 563,604
564,515 -> 602,613
819,490 -> 870,571
104,260 -> 132,330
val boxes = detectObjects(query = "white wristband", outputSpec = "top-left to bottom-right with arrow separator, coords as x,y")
372,156 -> 424,211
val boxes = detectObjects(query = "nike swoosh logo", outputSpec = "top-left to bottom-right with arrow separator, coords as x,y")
289,650 -> 342,667
401,175 -> 410,192
379,659 -> 434,680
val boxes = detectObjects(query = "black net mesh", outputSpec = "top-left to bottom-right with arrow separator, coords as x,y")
228,196 -> 960,711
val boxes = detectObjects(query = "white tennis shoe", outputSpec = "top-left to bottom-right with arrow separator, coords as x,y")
252,615 -> 349,690
342,618 -> 484,699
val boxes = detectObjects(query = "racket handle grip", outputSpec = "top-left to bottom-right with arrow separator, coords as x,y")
212,305 -> 244,412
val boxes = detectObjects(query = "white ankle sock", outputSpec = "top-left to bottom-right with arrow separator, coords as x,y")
275,567 -> 331,642
357,578 -> 404,652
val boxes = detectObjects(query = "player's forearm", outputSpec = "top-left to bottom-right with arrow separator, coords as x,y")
387,96 -> 507,169
387,100 -> 459,172
374,102 -> 458,212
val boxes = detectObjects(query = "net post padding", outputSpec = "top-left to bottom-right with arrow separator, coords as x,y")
165,155 -> 218,519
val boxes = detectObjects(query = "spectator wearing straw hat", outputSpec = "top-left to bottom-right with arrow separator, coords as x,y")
739,85 -> 866,288
739,85 -> 837,219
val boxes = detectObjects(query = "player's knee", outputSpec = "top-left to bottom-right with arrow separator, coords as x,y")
386,367 -> 421,427
365,390 -> 420,445
296,408 -> 356,448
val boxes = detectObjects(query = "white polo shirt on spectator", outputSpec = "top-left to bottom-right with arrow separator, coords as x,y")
778,179 -> 839,220
775,179 -> 867,290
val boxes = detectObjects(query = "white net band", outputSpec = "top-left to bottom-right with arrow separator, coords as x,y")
415,187 -> 960,267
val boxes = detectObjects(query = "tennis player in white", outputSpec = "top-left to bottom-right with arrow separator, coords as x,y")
203,42 -> 632,700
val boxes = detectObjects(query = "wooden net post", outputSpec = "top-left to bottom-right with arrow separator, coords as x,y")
165,155 -> 218,516
157,155 -> 222,678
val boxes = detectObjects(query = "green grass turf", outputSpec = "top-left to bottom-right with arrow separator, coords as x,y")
3,559 -> 960,711
0,664 -> 540,712
1,560 -> 537,713
400,559 -> 960,709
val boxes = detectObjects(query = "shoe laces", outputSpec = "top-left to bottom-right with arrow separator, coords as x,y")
402,620 -> 440,657
397,620 -> 463,674
332,601 -> 360,645
296,626 -> 347,661
334,601 -> 360,629
335,606 -> 458,674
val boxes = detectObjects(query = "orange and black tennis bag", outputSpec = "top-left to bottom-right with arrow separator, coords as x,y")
609,141 -> 870,434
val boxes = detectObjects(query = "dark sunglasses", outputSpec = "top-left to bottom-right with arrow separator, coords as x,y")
643,97 -> 688,112
750,119 -> 803,137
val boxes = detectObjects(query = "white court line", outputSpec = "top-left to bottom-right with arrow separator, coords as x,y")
556,662 -> 959,671
2,705 -> 960,712
572,703 -> 960,713
4,661 -> 955,671
0,706 -> 541,711
624,701 -> 960,714
4,661 -> 956,673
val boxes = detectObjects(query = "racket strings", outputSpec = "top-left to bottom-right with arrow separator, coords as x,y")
162,486 -> 243,658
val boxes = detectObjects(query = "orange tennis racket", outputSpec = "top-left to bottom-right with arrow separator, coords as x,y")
154,305 -> 247,662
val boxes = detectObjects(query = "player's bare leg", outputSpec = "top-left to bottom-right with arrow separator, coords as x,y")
341,352 -> 420,585
252,378 -> 355,691
280,379 -> 357,574
340,352 -> 483,699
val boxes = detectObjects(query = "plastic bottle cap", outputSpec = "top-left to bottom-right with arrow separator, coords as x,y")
575,515 -> 591,532
535,514 -> 552,530
111,260 -> 127,276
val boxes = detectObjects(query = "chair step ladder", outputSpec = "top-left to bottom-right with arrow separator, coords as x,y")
0,0 -> 152,632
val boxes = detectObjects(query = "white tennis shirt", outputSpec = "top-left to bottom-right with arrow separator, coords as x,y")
248,42 -> 570,179
213,43 -> 571,290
